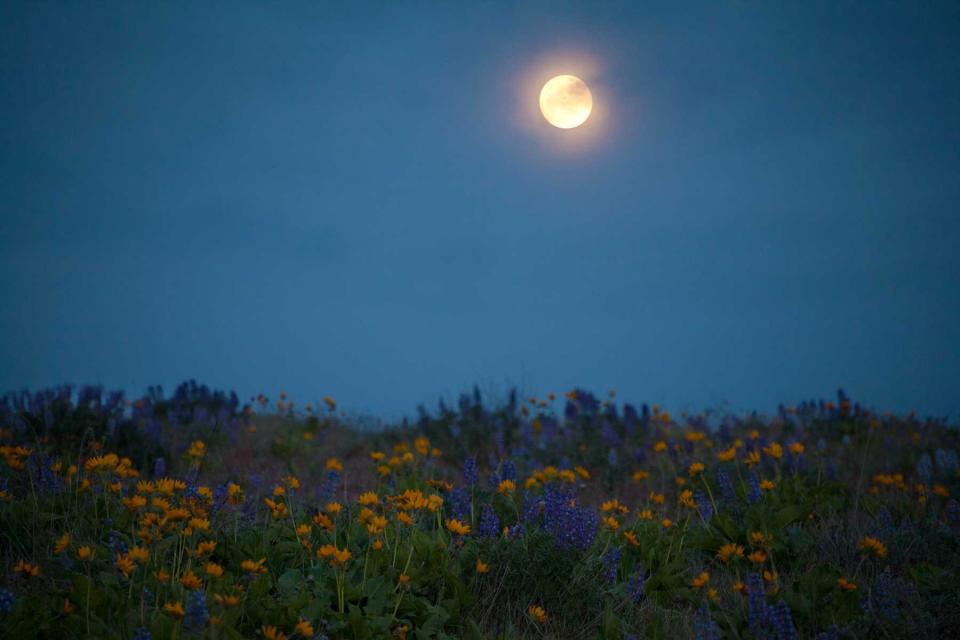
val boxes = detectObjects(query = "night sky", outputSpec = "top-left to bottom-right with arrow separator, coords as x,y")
2,2 -> 958,419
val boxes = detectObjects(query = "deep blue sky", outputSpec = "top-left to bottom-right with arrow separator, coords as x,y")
2,2 -> 959,419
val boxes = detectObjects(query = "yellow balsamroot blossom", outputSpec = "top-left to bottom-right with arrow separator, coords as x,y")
262,625 -> 286,640
574,465 -> 591,480
127,547 -> 150,564
241,558 -> 268,574
325,458 -> 343,472
396,511 -> 414,526
366,515 -> 388,536
284,475 -> 300,490
638,509 -> 654,521
688,462 -> 705,477
623,531 -> 640,547
77,546 -> 95,561
838,578 -> 857,591
654,441 -> 668,453
690,571 -> 710,588
54,532 -> 71,555
751,531 -> 771,546
214,593 -> 241,607
14,560 -> 41,577
446,519 -> 471,536
858,536 -> 887,558
398,573 -> 411,586
205,562 -> 224,578
679,490 -> 696,509
115,553 -> 136,578
649,492 -> 666,505
358,491 -> 379,506
744,451 -> 762,466
313,512 -> 334,531
760,480 -> 776,491
195,541 -> 217,556
762,442 -> 783,460
717,446 -> 737,462
180,570 -> 203,590
603,516 -> 620,532
661,519 -> 674,529
154,569 -> 170,583
497,479 -> 516,495
317,544 -> 351,567
789,442 -> 805,455
187,440 -> 206,459
294,618 -> 314,637
325,502 -> 343,515
632,470 -> 650,482
163,601 -> 185,618
528,605 -> 548,623
476,559 -> 489,574
717,543 -> 745,563
227,482 -> 244,504
748,551 -> 767,564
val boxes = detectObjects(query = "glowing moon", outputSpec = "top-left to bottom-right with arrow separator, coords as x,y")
539,75 -> 593,129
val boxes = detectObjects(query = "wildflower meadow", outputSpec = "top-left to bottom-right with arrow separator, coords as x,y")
1,382 -> 958,639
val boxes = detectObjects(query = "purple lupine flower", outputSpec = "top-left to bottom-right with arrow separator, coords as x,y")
479,504 -> 500,538
627,568 -> 645,603
917,453 -> 933,484
446,487 -> 471,522
771,600 -> 797,640
462,456 -> 478,486
716,469 -> 735,505
693,602 -> 721,640
320,470 -> 341,502
747,473 -> 762,504
747,572 -> 771,631
696,491 -> 713,522
500,459 -> 517,482
132,627 -> 152,640
184,590 -> 209,631
602,547 -> 621,584
521,490 -> 539,523
0,589 -> 14,613
152,457 -> 166,479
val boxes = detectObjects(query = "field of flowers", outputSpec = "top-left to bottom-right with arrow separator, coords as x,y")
0,381 -> 958,639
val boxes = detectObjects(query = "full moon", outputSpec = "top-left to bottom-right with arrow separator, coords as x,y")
539,75 -> 593,129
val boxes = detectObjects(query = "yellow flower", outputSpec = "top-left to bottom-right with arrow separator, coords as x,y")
759,479 -> 776,491
649,492 -> 665,505
717,543 -> 745,563
195,541 -> 217,556
498,479 -> 516,495
574,465 -> 591,480
358,491 -> 379,506
54,532 -> 71,555
128,545 -> 150,564
744,451 -> 761,466
370,451 -> 385,462
262,625 -> 286,640
163,601 -> 185,618
708,587 -> 720,603
154,569 -> 170,583
762,442 -> 783,460
837,577 -> 857,591
115,553 -> 136,578
227,482 -> 244,504
603,516 -> 620,531
187,440 -> 206,459
601,499 -> 629,514
294,617 -> 314,637
750,531 -> 769,546
14,560 -> 41,577
661,518 -> 673,528
858,536 -> 887,558
638,509 -> 654,521
623,531 -> 640,547
654,441 -> 667,453
690,571 -> 710,588
241,557 -> 268,574
205,562 -> 224,578
748,550 -> 767,564
396,512 -> 414,526
528,605 -> 548,623
679,490 -> 696,508
476,559 -> 489,574
632,470 -> 649,482
788,442 -> 805,455
325,458 -> 343,472
284,475 -> 300,490
446,519 -> 471,536
325,502 -> 343,515
77,546 -> 95,561
366,515 -> 388,536
214,593 -> 241,607
717,446 -> 737,462
398,573 -> 411,586
688,462 -> 705,477
179,570 -> 203,590
312,512 -> 334,531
